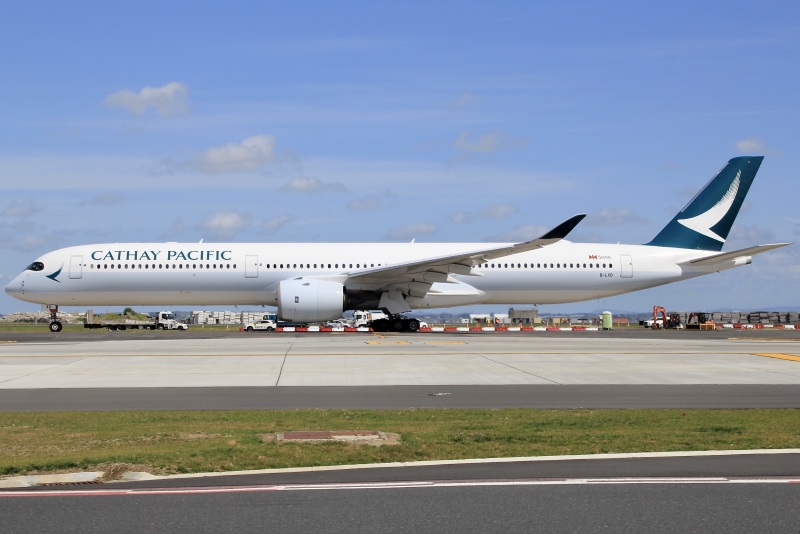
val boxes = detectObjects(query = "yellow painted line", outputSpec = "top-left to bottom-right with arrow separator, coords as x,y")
365,341 -> 466,346
730,338 -> 800,342
755,353 -> 800,362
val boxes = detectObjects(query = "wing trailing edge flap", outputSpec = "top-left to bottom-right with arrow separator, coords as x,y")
681,243 -> 790,267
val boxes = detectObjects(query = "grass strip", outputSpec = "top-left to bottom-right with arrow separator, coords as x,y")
1,409 -> 798,477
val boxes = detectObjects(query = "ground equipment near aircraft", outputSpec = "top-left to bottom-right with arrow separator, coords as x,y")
650,306 -> 682,329
353,310 -> 388,328
243,319 -> 276,331
685,312 -> 713,330
83,310 -> 189,331
369,315 -> 421,332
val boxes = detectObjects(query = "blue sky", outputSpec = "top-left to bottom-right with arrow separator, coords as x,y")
1,1 -> 798,315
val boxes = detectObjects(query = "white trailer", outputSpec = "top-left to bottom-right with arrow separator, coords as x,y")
84,310 -> 189,331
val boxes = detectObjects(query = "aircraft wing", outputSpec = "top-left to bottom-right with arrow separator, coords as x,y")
681,243 -> 791,267
344,214 -> 586,290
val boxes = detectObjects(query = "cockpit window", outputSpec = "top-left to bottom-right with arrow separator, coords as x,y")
26,262 -> 44,272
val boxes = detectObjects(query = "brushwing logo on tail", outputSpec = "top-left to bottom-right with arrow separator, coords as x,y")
677,170 -> 740,242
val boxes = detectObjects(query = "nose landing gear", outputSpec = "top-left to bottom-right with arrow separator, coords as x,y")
48,305 -> 63,332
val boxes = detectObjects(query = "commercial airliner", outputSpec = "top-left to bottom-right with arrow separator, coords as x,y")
5,156 -> 790,332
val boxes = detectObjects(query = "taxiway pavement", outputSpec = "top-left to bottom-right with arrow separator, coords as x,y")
0,330 -> 798,409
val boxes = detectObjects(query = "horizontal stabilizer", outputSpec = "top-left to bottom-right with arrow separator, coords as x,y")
681,243 -> 791,267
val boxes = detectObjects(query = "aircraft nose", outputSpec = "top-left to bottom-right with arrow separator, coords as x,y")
5,275 -> 23,297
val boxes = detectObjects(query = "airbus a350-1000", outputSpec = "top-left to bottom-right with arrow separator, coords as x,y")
5,156 -> 790,332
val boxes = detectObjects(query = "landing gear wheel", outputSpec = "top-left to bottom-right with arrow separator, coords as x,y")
407,319 -> 420,332
47,305 -> 62,333
392,319 -> 405,332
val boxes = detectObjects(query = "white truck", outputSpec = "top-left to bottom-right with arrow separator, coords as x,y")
353,310 -> 388,328
84,310 -> 189,331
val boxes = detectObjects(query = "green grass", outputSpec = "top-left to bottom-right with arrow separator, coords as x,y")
1,409 -> 798,477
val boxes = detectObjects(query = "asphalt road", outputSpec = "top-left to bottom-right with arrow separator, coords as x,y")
3,453 -> 799,533
2,384 -> 800,411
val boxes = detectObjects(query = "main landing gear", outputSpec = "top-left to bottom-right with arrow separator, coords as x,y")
370,315 -> 421,333
48,305 -> 63,333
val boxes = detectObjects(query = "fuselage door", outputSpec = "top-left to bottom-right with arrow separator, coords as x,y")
69,255 -> 83,279
620,254 -> 633,278
245,255 -> 259,278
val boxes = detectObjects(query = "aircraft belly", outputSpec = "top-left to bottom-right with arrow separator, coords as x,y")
15,273 -> 278,307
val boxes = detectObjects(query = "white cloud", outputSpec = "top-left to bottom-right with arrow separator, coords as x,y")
1,200 -> 40,218
452,203 -> 517,224
449,131 -> 529,165
0,231 -> 61,252
734,137 -> 766,154
452,211 -> 471,224
79,191 -> 125,206
104,82 -> 189,116
453,131 -> 528,155
454,131 -> 503,154
387,223 -> 437,241
347,196 -> 380,211
201,211 -> 252,238
282,177 -> 321,192
281,176 -> 347,193
262,214 -> 294,233
482,203 -> 517,219
191,135 -> 277,174
485,224 -> 549,243
590,207 -> 647,226
450,92 -> 481,110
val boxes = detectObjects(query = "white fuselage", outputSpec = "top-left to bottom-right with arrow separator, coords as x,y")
5,240 -> 724,309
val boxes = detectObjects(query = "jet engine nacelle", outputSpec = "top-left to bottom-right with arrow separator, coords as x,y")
277,279 -> 345,323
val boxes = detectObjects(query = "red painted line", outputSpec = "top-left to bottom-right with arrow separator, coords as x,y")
2,477 -> 799,498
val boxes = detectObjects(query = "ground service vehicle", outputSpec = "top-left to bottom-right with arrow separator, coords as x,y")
84,310 -> 189,331
685,312 -> 712,329
649,306 -> 682,329
243,319 -> 276,331
260,312 -> 307,328
353,310 -> 387,328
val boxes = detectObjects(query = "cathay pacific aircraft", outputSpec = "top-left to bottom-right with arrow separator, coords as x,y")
5,156 -> 790,332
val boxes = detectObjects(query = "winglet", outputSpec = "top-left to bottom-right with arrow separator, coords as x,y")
537,214 -> 587,241
509,214 -> 586,254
